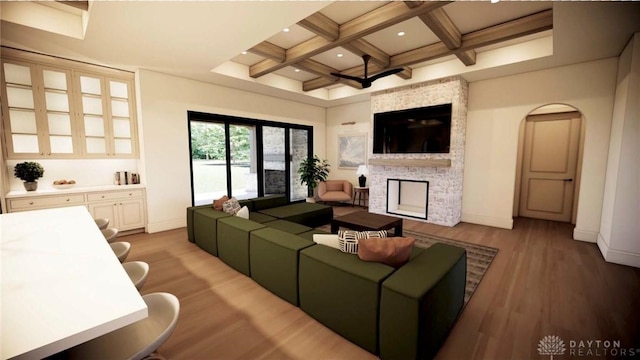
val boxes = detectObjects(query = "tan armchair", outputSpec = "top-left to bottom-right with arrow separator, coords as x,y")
317,180 -> 353,203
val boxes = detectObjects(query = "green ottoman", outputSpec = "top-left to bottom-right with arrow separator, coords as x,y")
249,228 -> 315,305
379,243 -> 466,360
299,245 -> 396,354
217,216 -> 266,276
263,219 -> 312,235
192,207 -> 232,256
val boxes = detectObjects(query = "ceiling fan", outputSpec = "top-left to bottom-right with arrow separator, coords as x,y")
330,54 -> 403,89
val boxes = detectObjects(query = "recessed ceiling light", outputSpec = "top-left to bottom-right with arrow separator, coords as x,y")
294,69 -> 300,72
283,28 -> 290,32
491,0 -> 500,3
337,53 -> 344,58
241,51 -> 247,55
397,31 -> 406,37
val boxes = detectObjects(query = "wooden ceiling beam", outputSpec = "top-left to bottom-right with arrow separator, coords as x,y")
342,39 -> 390,68
297,12 -> 339,41
248,42 -> 285,63
405,3 -> 477,66
461,9 -> 553,50
295,59 -> 339,78
250,1 -> 448,78
390,9 -> 552,68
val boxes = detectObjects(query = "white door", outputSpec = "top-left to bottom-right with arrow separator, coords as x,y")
519,115 -> 581,222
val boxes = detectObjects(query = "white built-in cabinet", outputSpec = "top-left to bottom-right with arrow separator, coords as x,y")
1,49 -> 138,159
6,187 -> 147,232
86,189 -> 146,231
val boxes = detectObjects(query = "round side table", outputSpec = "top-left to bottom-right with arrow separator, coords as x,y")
353,186 -> 369,207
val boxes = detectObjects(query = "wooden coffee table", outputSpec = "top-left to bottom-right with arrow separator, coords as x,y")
331,211 -> 403,236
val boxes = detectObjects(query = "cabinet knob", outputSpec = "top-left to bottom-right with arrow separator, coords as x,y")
66,199 -> 70,202
29,201 -> 34,205
129,193 -> 132,196
101,195 -> 105,199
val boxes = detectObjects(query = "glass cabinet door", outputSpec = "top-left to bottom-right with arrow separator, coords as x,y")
42,67 -> 77,155
78,74 -> 108,155
76,73 -> 137,158
1,60 -> 77,158
2,60 -> 43,156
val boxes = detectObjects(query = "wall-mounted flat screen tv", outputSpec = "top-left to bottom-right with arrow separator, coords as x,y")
373,103 -> 452,154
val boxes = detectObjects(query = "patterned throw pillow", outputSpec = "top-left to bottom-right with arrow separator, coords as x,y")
338,230 -> 360,254
212,195 -> 229,210
222,197 -> 241,215
337,230 -> 388,254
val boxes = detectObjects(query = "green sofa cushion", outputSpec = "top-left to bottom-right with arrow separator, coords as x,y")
258,202 -> 333,227
248,211 -> 277,223
299,245 -> 395,354
262,219 -> 313,235
251,194 -> 288,211
193,208 -> 232,256
217,216 -> 266,276
380,243 -> 466,360
249,228 -> 315,305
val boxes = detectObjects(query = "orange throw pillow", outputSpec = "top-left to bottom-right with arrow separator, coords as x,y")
212,195 -> 229,210
357,237 -> 415,268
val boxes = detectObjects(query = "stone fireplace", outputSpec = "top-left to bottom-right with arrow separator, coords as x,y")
368,76 -> 468,227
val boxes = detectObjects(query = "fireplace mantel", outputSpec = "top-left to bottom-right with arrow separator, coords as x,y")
367,158 -> 451,168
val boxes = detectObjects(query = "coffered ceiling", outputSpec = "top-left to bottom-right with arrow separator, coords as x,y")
1,1 -> 639,107
230,1 -> 553,92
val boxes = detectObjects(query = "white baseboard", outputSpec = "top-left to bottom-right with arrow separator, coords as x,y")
147,218 -> 185,233
597,234 -> 640,268
461,213 -> 513,229
573,228 -> 598,243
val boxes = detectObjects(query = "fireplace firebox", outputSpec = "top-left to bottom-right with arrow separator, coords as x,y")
386,179 -> 428,220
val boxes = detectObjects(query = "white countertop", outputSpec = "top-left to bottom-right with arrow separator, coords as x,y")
0,206 -> 148,359
6,184 -> 146,198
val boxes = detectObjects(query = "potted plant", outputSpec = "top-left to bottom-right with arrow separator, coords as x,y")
298,155 -> 330,202
14,161 -> 45,191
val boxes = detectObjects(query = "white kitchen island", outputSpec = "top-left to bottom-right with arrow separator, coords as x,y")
1,206 -> 148,360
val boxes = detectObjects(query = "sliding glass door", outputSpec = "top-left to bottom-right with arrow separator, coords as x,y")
290,128 -> 309,202
188,111 -> 312,206
190,121 -> 227,205
229,124 -> 258,200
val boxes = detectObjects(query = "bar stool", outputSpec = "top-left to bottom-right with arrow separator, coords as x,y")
123,261 -> 150,291
94,218 -> 110,230
101,228 -> 119,243
65,292 -> 180,360
110,242 -> 131,263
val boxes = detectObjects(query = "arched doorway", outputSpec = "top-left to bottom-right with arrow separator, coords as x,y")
513,104 -> 585,224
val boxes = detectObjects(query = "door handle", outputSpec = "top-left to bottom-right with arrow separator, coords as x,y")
563,178 -> 573,182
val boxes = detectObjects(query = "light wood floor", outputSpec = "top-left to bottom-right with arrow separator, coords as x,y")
124,206 -> 640,359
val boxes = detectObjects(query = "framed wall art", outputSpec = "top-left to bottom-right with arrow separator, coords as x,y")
337,133 -> 367,169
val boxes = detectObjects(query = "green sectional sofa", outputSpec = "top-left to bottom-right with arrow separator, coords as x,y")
186,195 -> 467,359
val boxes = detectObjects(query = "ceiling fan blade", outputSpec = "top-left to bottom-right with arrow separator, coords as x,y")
368,68 -> 403,82
330,72 -> 365,83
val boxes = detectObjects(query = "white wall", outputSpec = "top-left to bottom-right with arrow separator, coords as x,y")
325,100 -> 371,186
463,58 -> 618,238
598,33 -> 640,267
137,70 -> 327,233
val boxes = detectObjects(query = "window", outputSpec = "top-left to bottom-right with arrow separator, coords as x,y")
188,112 -> 312,205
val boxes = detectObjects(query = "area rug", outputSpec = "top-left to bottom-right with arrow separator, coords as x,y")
404,229 -> 498,306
